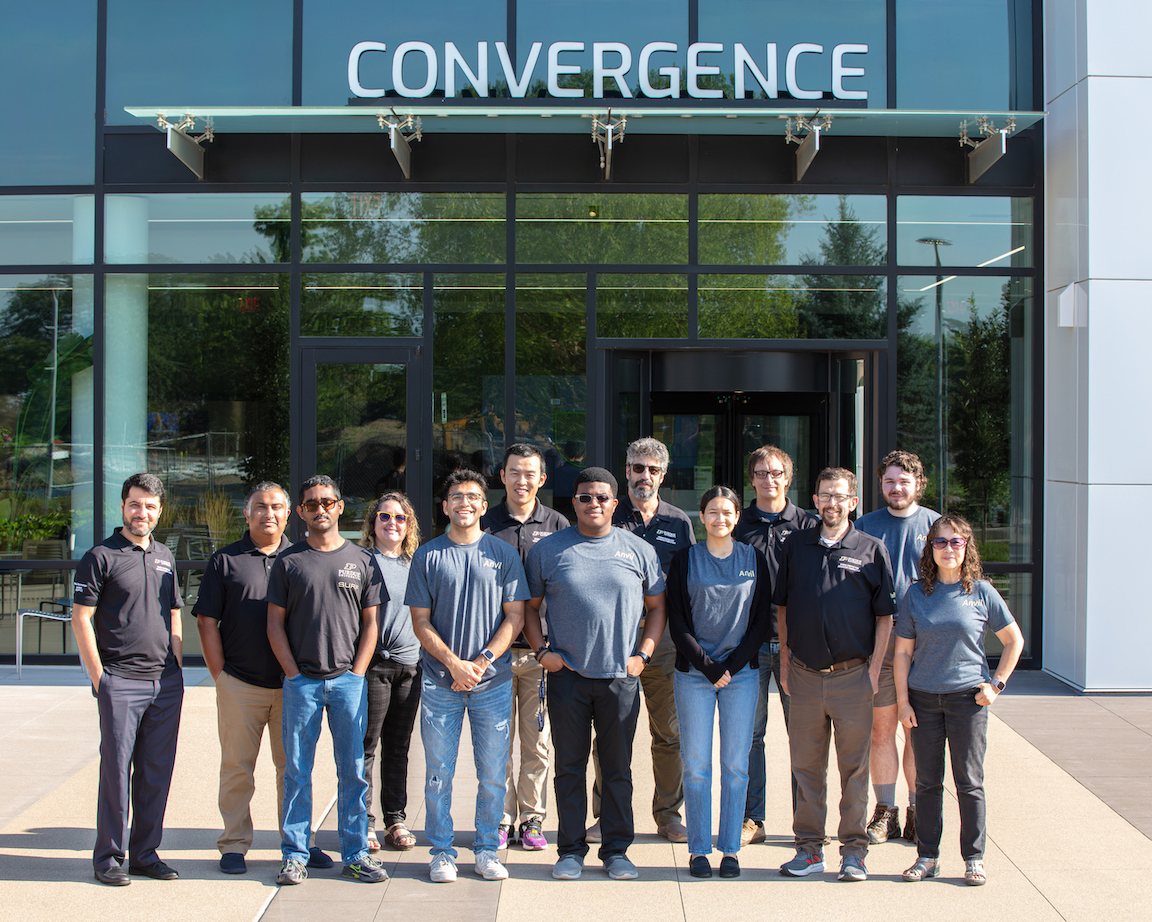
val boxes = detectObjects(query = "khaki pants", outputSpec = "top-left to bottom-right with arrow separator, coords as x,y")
787,659 -> 874,859
215,670 -> 285,854
502,648 -> 550,825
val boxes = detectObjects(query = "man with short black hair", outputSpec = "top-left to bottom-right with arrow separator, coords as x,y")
267,475 -> 386,886
72,472 -> 184,886
481,444 -> 569,851
775,467 -> 896,883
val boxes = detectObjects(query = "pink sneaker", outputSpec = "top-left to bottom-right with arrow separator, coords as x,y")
518,818 -> 547,850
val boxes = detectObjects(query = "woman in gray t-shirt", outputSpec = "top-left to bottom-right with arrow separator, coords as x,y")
358,491 -> 423,852
894,515 -> 1024,887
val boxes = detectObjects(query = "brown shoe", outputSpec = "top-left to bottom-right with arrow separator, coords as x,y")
903,805 -> 916,842
741,819 -> 766,845
866,804 -> 900,845
657,820 -> 688,843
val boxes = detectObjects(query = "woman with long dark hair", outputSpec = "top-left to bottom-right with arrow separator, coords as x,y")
894,514 -> 1024,886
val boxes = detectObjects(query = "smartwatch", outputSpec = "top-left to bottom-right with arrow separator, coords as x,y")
479,648 -> 496,664
989,677 -> 1006,691
636,651 -> 651,665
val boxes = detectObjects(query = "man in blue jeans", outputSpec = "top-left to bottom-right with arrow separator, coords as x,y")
267,474 -> 386,886
407,470 -> 527,884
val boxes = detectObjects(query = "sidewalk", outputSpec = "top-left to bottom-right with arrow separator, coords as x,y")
0,665 -> 1148,922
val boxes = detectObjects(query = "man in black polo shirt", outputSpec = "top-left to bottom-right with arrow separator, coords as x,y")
194,481 -> 332,875
604,436 -> 694,843
732,444 -> 818,845
72,472 -> 184,887
775,467 -> 895,883
480,443 -> 569,851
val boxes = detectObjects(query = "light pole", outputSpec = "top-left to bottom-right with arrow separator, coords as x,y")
918,237 -> 951,509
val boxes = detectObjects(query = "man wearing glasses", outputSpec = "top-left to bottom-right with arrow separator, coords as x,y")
775,467 -> 895,883
267,475 -> 386,886
602,437 -> 693,844
732,445 -> 818,845
480,444 -> 569,852
523,467 -> 666,881
407,470 -> 528,885
856,451 -> 940,847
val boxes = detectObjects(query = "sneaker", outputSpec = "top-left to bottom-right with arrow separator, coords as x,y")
497,823 -> 514,849
475,850 -> 509,881
585,820 -> 602,843
866,804 -> 900,844
552,855 -> 584,880
779,849 -> 825,877
838,855 -> 868,881
741,819 -> 766,846
519,818 -> 547,851
277,858 -> 307,886
342,856 -> 388,883
903,805 -> 916,842
220,852 -> 247,874
656,820 -> 688,843
429,852 -> 457,883
604,855 -> 638,880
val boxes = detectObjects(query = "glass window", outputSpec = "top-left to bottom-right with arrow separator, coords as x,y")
106,0 -> 292,126
699,274 -> 886,339
985,572 -> 1032,660
303,193 -> 505,264
103,194 -> 291,265
896,275 -> 1033,561
517,194 -> 688,265
0,274 -> 95,569
302,274 -> 423,336
597,274 -> 688,338
897,196 -> 1034,268
102,273 -> 290,559
699,194 -> 886,266
0,196 -> 95,266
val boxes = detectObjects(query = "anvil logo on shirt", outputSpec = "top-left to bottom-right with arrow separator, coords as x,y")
483,559 -> 502,569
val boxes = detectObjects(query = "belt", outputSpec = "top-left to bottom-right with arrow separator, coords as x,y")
794,656 -> 867,674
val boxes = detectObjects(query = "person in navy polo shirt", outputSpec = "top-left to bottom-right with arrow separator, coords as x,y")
72,472 -> 184,887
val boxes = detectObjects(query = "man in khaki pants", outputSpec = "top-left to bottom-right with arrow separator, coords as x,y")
195,481 -> 331,875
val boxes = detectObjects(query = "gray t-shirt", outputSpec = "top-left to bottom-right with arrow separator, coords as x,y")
372,550 -> 420,666
267,540 -> 385,680
896,579 -> 1015,694
686,542 -> 759,661
855,506 -> 941,601
525,528 -> 665,678
405,533 -> 529,690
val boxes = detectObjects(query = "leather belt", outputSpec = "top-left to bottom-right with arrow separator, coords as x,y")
794,656 -> 867,674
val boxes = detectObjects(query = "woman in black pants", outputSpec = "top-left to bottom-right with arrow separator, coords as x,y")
359,491 -> 423,851
894,515 -> 1024,886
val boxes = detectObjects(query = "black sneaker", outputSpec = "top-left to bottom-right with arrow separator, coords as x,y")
866,804 -> 900,844
903,805 -> 916,842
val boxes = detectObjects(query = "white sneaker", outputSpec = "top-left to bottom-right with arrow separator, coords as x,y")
475,850 -> 509,881
429,853 -> 457,883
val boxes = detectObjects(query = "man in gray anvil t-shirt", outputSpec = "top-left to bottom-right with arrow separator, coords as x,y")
407,470 -> 527,885
523,467 -> 666,883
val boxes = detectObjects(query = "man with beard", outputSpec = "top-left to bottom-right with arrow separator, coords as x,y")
775,468 -> 895,883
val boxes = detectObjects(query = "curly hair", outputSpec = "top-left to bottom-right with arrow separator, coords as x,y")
919,514 -> 983,595
358,491 -> 421,560
876,450 -> 927,500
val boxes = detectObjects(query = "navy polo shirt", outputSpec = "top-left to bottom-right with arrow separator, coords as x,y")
74,530 -> 183,680
613,495 -> 695,576
193,532 -> 290,689
773,524 -> 896,669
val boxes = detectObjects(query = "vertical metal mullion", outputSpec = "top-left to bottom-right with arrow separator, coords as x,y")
421,271 -> 435,527
688,135 -> 699,340
92,0 -> 109,541
884,144 -> 898,456
586,272 -> 601,464
886,0 -> 897,108
288,137 -> 302,506
292,0 -> 304,106
504,139 -> 516,455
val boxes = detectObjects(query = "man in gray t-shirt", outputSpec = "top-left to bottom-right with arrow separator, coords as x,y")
408,470 -> 527,885
855,451 -> 940,846
523,467 -> 666,882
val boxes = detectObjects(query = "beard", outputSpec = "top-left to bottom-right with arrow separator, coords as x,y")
631,482 -> 658,501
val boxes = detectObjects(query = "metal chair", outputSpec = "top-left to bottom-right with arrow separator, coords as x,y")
15,608 -> 80,679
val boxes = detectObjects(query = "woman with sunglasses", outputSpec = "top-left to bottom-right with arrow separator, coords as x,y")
666,485 -> 770,880
358,492 -> 423,852
894,515 -> 1024,886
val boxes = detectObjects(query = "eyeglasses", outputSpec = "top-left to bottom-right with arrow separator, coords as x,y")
376,511 -> 408,524
575,493 -> 613,505
301,497 -> 339,512
630,463 -> 663,476
446,492 -> 484,505
931,536 -> 968,550
817,492 -> 853,504
752,469 -> 787,481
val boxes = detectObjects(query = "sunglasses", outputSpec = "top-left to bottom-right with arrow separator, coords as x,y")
376,511 -> 408,524
932,536 -> 968,549
575,493 -> 613,505
631,463 -> 662,476
301,497 -> 339,512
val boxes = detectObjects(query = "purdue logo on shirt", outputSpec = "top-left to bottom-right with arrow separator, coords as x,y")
655,529 -> 678,545
779,528 -> 793,539
153,559 -> 173,575
837,554 -> 862,573
337,562 -> 362,590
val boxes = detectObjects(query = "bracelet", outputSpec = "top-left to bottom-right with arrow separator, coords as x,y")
535,644 -> 551,663
635,650 -> 651,665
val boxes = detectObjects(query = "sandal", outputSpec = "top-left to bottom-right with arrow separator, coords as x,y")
386,822 -> 416,850
902,857 -> 940,882
367,831 -> 380,852
964,859 -> 986,886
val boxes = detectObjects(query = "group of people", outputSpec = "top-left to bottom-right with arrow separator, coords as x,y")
71,440 -> 1022,890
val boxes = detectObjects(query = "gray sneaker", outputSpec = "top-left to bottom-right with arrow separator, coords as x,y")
604,855 -> 638,880
277,858 -> 307,885
779,849 -> 825,877
342,855 -> 387,883
552,855 -> 584,880
838,855 -> 868,881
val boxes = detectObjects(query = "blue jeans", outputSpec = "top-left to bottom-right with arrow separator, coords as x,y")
674,665 -> 759,856
281,671 -> 369,865
745,641 -> 794,821
420,677 -> 513,859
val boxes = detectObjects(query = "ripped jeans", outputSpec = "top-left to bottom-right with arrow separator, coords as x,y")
420,676 -> 513,859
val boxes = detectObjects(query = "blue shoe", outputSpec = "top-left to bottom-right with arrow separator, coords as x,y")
780,849 -> 825,877
220,852 -> 247,874
604,855 -> 638,880
552,855 -> 583,880
838,855 -> 868,881
307,847 -> 334,869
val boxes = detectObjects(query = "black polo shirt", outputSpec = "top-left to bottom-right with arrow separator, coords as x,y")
74,530 -> 183,681
612,495 -> 695,576
773,524 -> 896,670
193,533 -> 290,689
733,499 -> 819,644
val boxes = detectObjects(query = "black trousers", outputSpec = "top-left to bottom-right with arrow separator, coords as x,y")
548,669 -> 640,861
362,656 -> 422,829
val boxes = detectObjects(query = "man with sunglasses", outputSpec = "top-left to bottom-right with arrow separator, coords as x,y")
775,467 -> 895,883
855,450 -> 940,846
732,445 -> 818,845
524,467 -> 666,881
267,475 -> 386,886
598,437 -> 693,844
481,444 -> 569,852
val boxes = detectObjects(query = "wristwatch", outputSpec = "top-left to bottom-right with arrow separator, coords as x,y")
479,648 -> 495,664
636,651 -> 651,665
989,677 -> 1006,691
